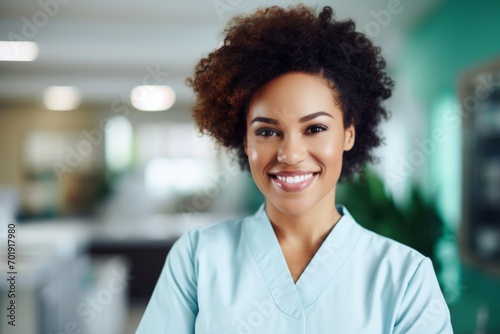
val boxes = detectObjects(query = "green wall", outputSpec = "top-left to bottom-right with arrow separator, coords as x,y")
403,0 -> 500,103
402,0 -> 500,332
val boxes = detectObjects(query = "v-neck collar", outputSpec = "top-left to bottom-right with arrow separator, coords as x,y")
243,203 -> 361,319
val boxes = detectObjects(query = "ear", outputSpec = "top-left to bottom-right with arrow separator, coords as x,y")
243,135 -> 248,154
343,122 -> 355,151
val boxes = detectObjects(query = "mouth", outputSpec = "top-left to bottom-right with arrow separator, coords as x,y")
268,171 -> 318,192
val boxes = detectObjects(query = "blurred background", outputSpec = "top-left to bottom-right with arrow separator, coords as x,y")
0,0 -> 499,333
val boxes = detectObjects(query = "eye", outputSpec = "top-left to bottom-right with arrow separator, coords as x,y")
305,124 -> 328,134
255,128 -> 280,137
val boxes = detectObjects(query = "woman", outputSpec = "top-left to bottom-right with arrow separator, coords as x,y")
136,5 -> 453,333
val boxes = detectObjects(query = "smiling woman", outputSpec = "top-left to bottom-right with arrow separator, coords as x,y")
245,72 -> 355,222
136,4 -> 453,334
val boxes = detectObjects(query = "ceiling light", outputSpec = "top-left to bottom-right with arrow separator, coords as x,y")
130,85 -> 175,112
0,41 -> 38,61
43,86 -> 82,111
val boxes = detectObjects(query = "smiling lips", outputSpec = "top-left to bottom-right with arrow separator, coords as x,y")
269,171 -> 317,192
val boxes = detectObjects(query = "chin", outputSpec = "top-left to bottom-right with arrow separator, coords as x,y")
267,197 -> 316,218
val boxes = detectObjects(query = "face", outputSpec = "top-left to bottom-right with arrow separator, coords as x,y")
244,72 -> 355,217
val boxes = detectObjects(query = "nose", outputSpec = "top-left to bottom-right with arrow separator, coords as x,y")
277,134 -> 307,165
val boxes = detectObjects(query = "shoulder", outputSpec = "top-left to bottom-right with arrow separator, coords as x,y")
342,206 -> 424,259
362,224 -> 427,271
195,213 -> 247,240
172,213 -> 249,255
340,206 -> 430,282
341,207 -> 453,330
358,224 -> 425,263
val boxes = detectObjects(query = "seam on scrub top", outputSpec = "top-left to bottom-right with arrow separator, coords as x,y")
243,217 -> 303,320
302,221 -> 363,310
392,256 -> 427,329
186,228 -> 201,314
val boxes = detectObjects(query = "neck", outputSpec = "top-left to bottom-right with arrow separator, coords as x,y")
265,191 -> 341,249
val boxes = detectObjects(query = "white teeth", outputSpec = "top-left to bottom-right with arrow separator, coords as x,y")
276,173 -> 313,184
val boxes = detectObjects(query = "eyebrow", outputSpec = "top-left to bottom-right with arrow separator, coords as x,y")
250,111 -> 333,125
299,111 -> 333,123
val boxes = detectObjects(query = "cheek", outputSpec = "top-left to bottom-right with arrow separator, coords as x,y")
245,141 -> 274,168
319,144 -> 336,158
312,135 -> 344,160
246,146 -> 259,164
313,137 -> 344,159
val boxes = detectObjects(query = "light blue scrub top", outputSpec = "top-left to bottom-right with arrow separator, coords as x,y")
136,204 -> 453,333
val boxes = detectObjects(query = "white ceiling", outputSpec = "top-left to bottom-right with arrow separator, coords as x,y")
0,0 -> 445,107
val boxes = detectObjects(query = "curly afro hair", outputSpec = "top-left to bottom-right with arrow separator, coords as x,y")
186,4 -> 393,180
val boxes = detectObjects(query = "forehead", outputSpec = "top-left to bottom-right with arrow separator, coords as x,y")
247,72 -> 340,119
